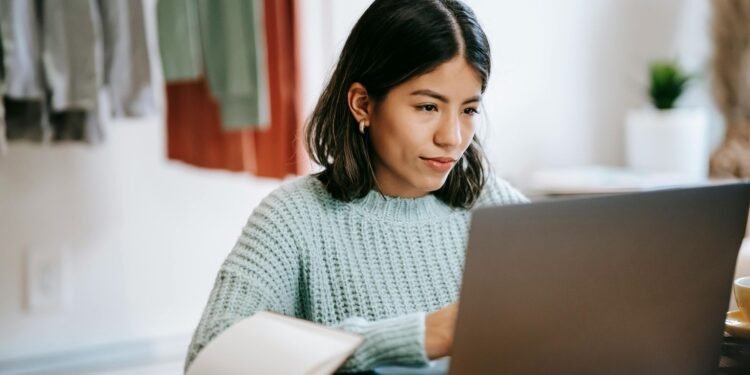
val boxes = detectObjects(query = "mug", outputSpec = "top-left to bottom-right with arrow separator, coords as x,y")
734,277 -> 750,319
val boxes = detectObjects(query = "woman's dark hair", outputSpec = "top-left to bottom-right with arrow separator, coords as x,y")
305,0 -> 492,209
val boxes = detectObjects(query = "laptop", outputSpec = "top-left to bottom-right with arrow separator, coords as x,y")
447,182 -> 750,374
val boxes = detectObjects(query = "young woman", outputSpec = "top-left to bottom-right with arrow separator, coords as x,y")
185,0 -> 528,372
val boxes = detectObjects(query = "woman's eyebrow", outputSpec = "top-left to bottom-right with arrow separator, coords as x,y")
410,89 -> 481,105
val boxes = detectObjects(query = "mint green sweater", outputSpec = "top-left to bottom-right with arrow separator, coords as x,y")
185,174 -> 529,373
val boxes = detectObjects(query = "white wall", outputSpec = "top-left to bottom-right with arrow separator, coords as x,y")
0,118 -> 281,362
0,0 -> 717,367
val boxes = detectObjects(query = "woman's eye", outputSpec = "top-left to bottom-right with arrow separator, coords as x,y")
417,104 -> 437,112
463,107 -> 480,116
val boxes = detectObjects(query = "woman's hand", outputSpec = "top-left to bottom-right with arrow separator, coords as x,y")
424,303 -> 459,359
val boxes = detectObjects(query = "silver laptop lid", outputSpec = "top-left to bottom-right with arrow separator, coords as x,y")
450,182 -> 750,374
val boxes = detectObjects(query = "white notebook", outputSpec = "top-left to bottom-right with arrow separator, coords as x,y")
186,311 -> 363,375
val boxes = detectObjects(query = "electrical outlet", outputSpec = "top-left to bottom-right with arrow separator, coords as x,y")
25,245 -> 70,312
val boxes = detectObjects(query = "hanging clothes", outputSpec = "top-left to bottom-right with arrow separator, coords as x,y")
166,79 -> 258,172
0,0 -> 44,100
158,0 -> 247,169
158,0 -> 269,130
0,20 -> 6,155
41,0 -> 104,143
97,0 -> 154,117
197,0 -> 269,129
255,0 -> 303,178
156,0 -> 203,82
0,0 -> 154,144
42,0 -> 100,112
0,0 -> 46,142
159,0 -> 304,179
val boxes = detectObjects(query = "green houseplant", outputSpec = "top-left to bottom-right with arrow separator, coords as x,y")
624,60 -> 710,181
648,61 -> 690,110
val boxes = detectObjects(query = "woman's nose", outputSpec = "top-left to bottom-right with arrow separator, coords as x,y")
434,114 -> 462,148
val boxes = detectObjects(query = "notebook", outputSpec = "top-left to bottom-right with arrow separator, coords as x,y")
186,311 -> 363,375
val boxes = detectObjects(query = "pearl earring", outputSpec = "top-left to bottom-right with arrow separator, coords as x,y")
359,120 -> 367,134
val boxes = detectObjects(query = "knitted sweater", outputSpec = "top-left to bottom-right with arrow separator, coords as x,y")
185,174 -> 529,373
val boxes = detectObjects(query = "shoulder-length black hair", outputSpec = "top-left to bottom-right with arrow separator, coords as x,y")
305,0 -> 491,209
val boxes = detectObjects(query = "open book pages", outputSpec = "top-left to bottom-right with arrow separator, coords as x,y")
186,311 -> 363,375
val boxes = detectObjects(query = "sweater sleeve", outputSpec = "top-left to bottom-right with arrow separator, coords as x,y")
184,194 -> 301,373
332,312 -> 430,373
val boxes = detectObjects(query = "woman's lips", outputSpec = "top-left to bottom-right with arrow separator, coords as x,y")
421,157 -> 456,172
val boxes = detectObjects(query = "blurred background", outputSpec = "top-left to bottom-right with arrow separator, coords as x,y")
1,0 -> 748,373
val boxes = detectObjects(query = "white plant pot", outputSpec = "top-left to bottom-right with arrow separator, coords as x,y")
625,108 -> 710,181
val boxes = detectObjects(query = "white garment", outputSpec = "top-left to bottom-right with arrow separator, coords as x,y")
98,0 -> 154,117
0,0 -> 44,100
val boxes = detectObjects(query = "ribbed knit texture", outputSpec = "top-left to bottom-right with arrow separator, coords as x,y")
185,174 -> 529,373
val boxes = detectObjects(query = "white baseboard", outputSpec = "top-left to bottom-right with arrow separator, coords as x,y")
0,333 -> 191,375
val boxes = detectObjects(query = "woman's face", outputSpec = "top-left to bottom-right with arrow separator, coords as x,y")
368,56 -> 482,198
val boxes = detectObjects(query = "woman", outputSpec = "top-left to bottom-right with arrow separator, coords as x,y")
185,0 -> 528,372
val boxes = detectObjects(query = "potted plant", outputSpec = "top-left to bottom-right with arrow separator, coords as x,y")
625,60 -> 710,181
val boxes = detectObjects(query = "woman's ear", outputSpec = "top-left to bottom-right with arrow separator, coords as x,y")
347,82 -> 372,125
